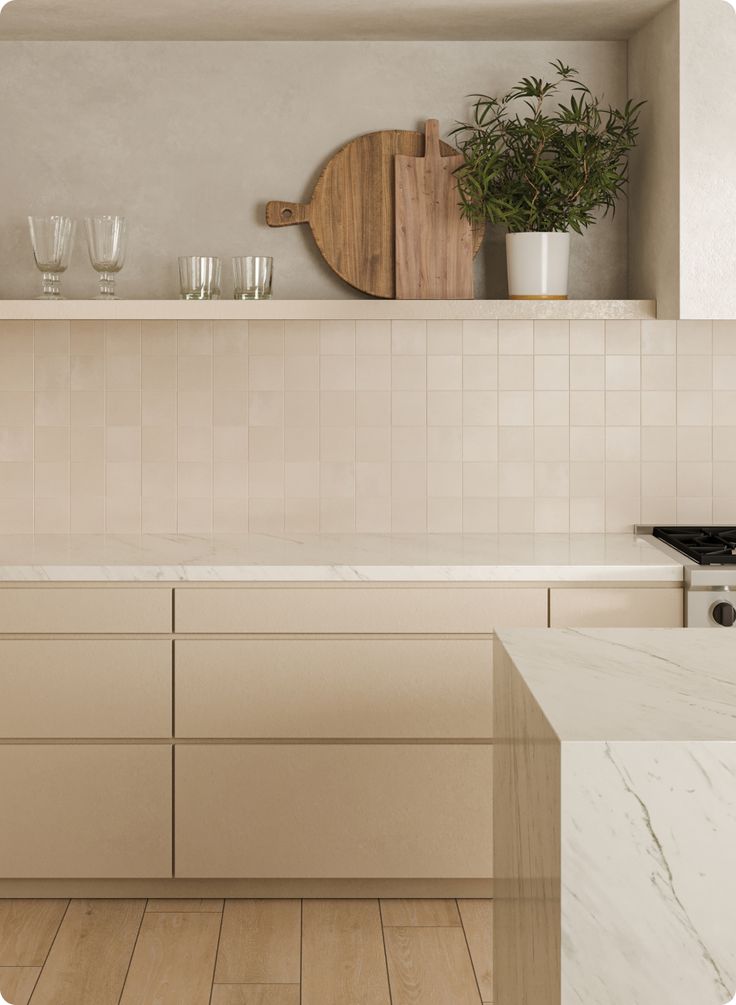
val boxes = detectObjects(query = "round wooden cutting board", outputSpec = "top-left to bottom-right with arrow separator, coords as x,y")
266,129 -> 484,299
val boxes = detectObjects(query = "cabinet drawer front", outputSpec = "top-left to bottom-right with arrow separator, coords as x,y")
174,586 -> 546,634
0,745 -> 171,878
0,640 -> 171,738
0,588 -> 171,634
175,744 -> 492,879
549,587 -> 683,628
176,639 -> 492,739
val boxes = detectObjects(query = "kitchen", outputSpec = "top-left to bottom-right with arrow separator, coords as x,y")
0,1 -> 735,1003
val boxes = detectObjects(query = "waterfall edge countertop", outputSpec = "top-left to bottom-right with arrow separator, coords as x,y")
0,532 -> 683,582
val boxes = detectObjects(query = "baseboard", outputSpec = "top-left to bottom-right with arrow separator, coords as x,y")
0,878 -> 494,898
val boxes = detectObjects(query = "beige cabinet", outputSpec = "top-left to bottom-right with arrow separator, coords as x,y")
175,744 -> 492,879
0,745 -> 171,878
549,587 -> 683,628
175,638 -> 492,740
0,587 -> 171,634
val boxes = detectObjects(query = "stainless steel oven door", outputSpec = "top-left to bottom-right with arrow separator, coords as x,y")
686,586 -> 736,627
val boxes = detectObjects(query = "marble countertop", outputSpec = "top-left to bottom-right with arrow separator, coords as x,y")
0,532 -> 683,582
496,628 -> 736,741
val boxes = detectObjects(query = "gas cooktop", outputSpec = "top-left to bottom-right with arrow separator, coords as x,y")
653,527 -> 736,566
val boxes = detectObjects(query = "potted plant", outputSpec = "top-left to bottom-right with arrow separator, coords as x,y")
451,61 -> 643,300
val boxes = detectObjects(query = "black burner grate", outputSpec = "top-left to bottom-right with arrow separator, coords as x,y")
653,526 -> 736,565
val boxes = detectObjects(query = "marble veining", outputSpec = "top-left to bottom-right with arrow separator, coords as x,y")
0,533 -> 683,582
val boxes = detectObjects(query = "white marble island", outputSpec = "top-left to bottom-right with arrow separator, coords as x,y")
494,629 -> 736,1005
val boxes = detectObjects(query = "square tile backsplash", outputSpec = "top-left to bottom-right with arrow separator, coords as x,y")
1,316 -> 734,535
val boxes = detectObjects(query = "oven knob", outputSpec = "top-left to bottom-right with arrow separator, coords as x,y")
712,601 -> 736,627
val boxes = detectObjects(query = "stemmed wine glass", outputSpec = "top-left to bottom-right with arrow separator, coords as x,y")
85,216 -> 127,299
28,216 -> 76,300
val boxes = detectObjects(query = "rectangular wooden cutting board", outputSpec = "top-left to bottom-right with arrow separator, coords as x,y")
394,119 -> 475,300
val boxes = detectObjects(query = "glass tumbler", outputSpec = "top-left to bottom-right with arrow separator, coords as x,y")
85,216 -> 127,299
178,256 -> 222,300
28,216 -> 76,299
233,256 -> 273,300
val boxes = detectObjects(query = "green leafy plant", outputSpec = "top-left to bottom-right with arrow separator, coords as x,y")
451,60 -> 644,234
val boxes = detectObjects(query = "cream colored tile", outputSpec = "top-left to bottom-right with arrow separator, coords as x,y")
641,426 -> 676,462
605,497 -> 640,532
677,355 -> 712,390
570,426 -> 604,461
320,391 -> 354,426
356,355 -> 391,391
534,391 -> 568,425
213,462 -> 248,498
392,391 -> 425,426
463,355 -> 497,391
178,497 -> 213,533
286,461 -> 320,498
321,426 -> 355,462
534,497 -> 569,532
392,356 -> 426,391
569,497 -> 605,532
427,391 -> 461,426
605,356 -> 640,390
677,390 -> 712,426
105,320 -> 140,355
391,461 -> 426,498
356,461 -> 391,498
34,497 -> 69,533
141,320 -> 177,354
535,356 -> 569,391
178,427 -> 212,463
570,462 -> 604,496
320,461 -> 355,498
463,461 -> 497,497
106,390 -> 140,426
463,497 -> 498,532
142,461 -> 177,498
641,320 -> 676,355
570,355 -> 604,390
0,320 -> 33,353
714,498 -> 736,522
676,497 -> 713,523
498,356 -> 533,391
320,320 -> 355,354
427,497 -> 463,532
249,391 -> 284,427
570,391 -> 604,426
677,426 -> 712,462
178,320 -> 213,355
284,497 -> 319,533
249,427 -> 284,463
427,320 -> 462,355
498,391 -> 533,426
34,320 -> 70,354
71,495 -> 105,533
249,498 -> 285,533
355,496 -> 391,532
499,426 -> 534,461
498,496 -> 534,532
641,355 -> 675,390
605,320 -> 640,354
35,355 -> 69,390
285,320 -> 319,354
569,320 -> 604,355
714,321 -> 736,355
285,426 -> 319,462
463,391 -> 497,426
249,355 -> 284,391
641,390 -> 676,426
249,461 -> 284,497
427,355 -> 461,391
142,390 -> 176,425
714,426 -> 736,461
677,462 -> 713,497
499,461 -> 533,497
677,320 -> 712,355
463,320 -> 497,355
178,461 -> 213,498
106,461 -> 141,497
284,391 -> 318,427
534,462 -> 569,497
606,390 -> 640,425
213,320 -> 249,355
606,427 -> 640,462
605,461 -> 641,495
178,354 -> 212,392
71,426 -> 104,463
107,426 -> 141,462
392,320 -> 426,355
320,355 -> 355,391
214,390 -> 248,426
391,497 -> 427,532
320,497 -> 355,532
141,497 -> 177,534
355,321 -> 391,355
35,390 -> 69,425
214,498 -> 249,533
213,355 -> 248,392
247,322 -> 285,355
106,354 -> 141,391
534,321 -> 568,354
714,356 -> 736,390
214,426 -> 248,462
642,461 -> 676,497
0,390 -> 32,425
391,426 -> 425,463
71,354 -> 105,391
534,426 -> 569,461
356,426 -> 391,462
498,320 -> 533,355
285,355 -> 319,390
0,354 -> 33,390
427,462 -> 462,498
356,391 -> 390,426
35,426 -> 69,462
0,462 -> 32,498
640,497 -> 676,524
0,497 -> 33,532
463,426 -> 497,462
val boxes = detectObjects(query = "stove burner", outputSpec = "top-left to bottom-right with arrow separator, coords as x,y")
654,527 -> 736,565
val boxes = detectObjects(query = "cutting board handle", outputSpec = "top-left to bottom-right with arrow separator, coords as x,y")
266,201 -> 310,227
423,119 -> 441,160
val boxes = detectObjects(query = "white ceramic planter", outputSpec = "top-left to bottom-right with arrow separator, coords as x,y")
506,232 -> 570,300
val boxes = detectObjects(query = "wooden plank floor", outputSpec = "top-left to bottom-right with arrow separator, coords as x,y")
0,898 -> 492,1005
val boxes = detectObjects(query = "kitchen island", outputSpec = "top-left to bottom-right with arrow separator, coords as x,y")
494,628 -> 736,1005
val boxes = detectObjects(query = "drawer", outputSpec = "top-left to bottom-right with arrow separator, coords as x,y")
549,587 -> 683,628
175,744 -> 492,879
174,586 -> 547,634
0,745 -> 171,878
175,639 -> 492,739
0,588 -> 171,634
0,640 -> 171,738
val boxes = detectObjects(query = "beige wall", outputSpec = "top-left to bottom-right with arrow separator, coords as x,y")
0,315 -> 732,536
0,41 -> 627,301
628,1 -> 679,319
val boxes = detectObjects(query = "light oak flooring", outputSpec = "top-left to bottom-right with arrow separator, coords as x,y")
0,898 -> 492,1005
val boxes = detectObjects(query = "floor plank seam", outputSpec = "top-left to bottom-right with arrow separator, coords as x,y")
457,899 -> 485,1005
27,899 -> 70,1005
114,900 -> 148,1005
377,899 -> 395,1005
299,898 -> 303,1005
208,900 -> 225,1005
